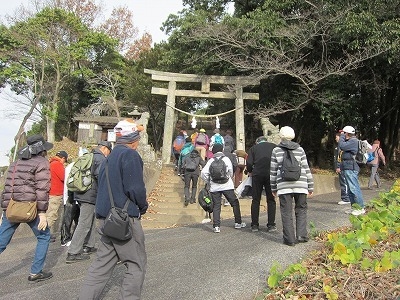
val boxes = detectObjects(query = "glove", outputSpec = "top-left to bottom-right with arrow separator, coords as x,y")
37,213 -> 48,231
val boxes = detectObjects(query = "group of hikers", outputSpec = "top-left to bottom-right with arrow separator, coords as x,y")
172,126 -> 314,244
173,125 -> 386,240
0,118 -> 148,299
0,121 -> 387,299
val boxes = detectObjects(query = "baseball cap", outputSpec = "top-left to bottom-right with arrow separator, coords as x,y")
342,126 -> 355,134
56,150 -> 68,161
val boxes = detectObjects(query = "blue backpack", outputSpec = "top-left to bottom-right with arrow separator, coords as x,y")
214,135 -> 223,145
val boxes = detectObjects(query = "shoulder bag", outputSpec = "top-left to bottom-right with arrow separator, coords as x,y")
101,160 -> 132,241
6,162 -> 37,223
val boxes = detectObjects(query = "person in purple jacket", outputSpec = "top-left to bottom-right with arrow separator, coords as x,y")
0,134 -> 53,282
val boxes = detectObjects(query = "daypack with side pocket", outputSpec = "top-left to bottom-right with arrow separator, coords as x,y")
184,156 -> 198,172
355,140 -> 369,165
198,187 -> 213,213
67,153 -> 94,192
209,156 -> 229,184
280,148 -> 301,181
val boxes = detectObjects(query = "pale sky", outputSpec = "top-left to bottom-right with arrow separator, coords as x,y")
0,0 -> 184,166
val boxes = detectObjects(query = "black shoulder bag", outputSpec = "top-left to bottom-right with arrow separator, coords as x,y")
101,161 -> 132,241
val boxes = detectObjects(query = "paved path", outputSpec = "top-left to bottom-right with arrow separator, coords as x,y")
0,183 -> 391,300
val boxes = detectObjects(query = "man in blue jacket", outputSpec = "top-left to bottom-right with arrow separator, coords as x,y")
79,119 -> 148,300
338,126 -> 365,216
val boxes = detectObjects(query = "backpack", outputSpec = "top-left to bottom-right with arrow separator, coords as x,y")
355,140 -> 369,165
184,156 -> 197,172
196,133 -> 207,145
67,153 -> 94,192
214,134 -> 223,145
367,147 -> 379,163
173,136 -> 185,153
198,187 -> 213,213
280,148 -> 301,181
209,156 -> 229,184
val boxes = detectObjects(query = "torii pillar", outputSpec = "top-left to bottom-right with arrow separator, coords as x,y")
144,69 -> 259,164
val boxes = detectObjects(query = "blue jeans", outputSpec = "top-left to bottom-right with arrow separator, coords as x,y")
0,212 -> 51,274
342,170 -> 364,208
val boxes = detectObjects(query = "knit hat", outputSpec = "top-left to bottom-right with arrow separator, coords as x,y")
256,136 -> 267,144
279,126 -> 295,141
212,143 -> 224,154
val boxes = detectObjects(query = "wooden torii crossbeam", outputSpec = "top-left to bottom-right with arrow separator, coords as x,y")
144,69 -> 260,164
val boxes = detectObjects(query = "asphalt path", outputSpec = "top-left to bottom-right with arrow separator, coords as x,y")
0,184 -> 390,300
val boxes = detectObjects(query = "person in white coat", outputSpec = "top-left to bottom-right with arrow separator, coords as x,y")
201,143 -> 245,233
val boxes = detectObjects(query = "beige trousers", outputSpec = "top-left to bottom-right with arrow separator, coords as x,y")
46,195 -> 63,233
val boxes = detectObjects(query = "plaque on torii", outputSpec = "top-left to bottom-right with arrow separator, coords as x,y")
144,69 -> 260,164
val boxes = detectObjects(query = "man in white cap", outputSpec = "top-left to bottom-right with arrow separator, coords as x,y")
270,126 -> 314,246
79,119 -> 148,299
338,126 -> 365,215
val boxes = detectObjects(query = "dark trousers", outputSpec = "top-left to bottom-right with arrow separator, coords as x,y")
211,189 -> 242,227
279,193 -> 307,244
338,172 -> 350,201
184,172 -> 199,202
251,175 -> 276,227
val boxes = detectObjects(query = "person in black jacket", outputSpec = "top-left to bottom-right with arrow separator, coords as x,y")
66,141 -> 112,263
246,136 -> 277,232
182,149 -> 206,205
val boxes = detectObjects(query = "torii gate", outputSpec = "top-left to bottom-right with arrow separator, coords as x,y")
144,69 -> 260,164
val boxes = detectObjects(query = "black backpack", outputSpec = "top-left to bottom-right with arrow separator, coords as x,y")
198,187 -> 213,213
280,147 -> 301,181
184,156 -> 197,172
209,156 -> 229,184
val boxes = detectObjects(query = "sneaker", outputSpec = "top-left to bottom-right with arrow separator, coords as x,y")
351,208 -> 366,216
82,247 -> 97,255
28,271 -> 53,283
267,225 -> 277,232
234,222 -> 246,229
251,225 -> 259,232
338,200 -> 351,205
213,227 -> 220,233
201,218 -> 211,224
66,253 -> 90,264
223,200 -> 230,206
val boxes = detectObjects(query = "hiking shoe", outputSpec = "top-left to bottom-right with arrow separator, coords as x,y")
83,247 -> 97,255
234,222 -> 246,229
28,271 -> 53,283
213,227 -> 220,233
351,208 -> 366,216
267,225 -> 277,232
283,240 -> 296,246
66,253 -> 90,264
251,225 -> 259,232
338,200 -> 350,205
297,236 -> 309,243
